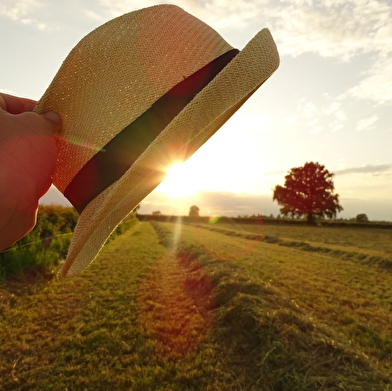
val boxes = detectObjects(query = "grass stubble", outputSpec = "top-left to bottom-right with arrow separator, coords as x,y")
1,222 -> 231,390
0,220 -> 391,390
153,221 -> 392,390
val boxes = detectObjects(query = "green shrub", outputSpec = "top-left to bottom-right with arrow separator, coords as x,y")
107,214 -> 138,242
0,205 -> 77,281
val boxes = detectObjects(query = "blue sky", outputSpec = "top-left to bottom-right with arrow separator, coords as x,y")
1,0 -> 391,220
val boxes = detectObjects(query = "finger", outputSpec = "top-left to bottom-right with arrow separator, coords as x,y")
0,92 -> 37,114
42,111 -> 62,135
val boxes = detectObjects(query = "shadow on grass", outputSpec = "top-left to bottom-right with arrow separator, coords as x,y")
194,223 -> 392,271
0,267 -> 55,316
151,221 -> 391,391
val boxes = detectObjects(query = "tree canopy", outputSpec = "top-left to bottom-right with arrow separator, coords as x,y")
189,205 -> 200,217
272,162 -> 343,224
356,213 -> 369,223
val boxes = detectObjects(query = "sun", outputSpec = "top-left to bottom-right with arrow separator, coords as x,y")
157,163 -> 199,198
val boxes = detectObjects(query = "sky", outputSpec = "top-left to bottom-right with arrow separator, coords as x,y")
1,0 -> 391,221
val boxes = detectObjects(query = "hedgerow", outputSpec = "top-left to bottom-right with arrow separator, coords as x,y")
0,206 -> 137,281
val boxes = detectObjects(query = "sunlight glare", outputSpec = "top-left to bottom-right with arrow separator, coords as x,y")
158,163 -> 199,198
154,115 -> 277,198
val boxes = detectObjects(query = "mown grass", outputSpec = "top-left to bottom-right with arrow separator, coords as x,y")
1,220 -> 391,390
191,221 -> 392,270
0,222 -> 234,390
203,219 -> 392,253
153,221 -> 392,389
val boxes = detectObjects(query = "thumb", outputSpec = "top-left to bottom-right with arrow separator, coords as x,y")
42,111 -> 62,135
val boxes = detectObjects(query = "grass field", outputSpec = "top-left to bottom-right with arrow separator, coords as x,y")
193,220 -> 392,269
0,220 -> 391,390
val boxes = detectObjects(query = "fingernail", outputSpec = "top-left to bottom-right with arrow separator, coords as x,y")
43,111 -> 61,126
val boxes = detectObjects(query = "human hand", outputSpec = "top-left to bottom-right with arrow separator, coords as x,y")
0,92 -> 61,251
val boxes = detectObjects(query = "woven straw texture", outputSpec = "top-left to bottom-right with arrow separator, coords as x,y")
35,4 -> 232,192
35,4 -> 280,277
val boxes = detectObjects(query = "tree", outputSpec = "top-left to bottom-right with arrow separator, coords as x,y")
356,213 -> 369,223
272,162 -> 343,224
189,205 -> 200,217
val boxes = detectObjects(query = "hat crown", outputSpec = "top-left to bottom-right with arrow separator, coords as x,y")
34,4 -> 280,277
38,5 -> 233,192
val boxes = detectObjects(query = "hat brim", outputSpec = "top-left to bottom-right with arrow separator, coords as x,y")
60,28 -> 279,277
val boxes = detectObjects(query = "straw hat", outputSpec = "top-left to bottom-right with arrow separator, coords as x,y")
34,4 -> 279,277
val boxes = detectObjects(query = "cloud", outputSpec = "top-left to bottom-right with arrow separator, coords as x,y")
140,190 -> 278,217
325,102 -> 347,132
96,0 -> 156,17
330,123 -> 344,132
138,188 -> 392,221
335,197 -> 392,221
296,98 -> 349,134
0,88 -> 17,95
266,0 -> 392,105
96,0 -> 392,106
335,163 -> 392,176
308,121 -> 322,134
282,117 -> 295,127
267,0 -> 391,60
264,170 -> 287,176
298,100 -> 317,118
264,163 -> 392,178
295,99 -> 323,133
346,55 -> 392,105
39,186 -> 392,222
356,114 -> 379,132
84,9 -> 104,21
188,0 -> 270,32
325,102 -> 347,122
39,185 -> 72,207
0,0 -> 50,30
229,112 -> 273,133
96,0 -> 270,35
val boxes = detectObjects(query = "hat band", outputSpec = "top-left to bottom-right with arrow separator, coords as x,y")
64,49 -> 239,213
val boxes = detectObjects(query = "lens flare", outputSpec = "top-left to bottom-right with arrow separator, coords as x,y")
208,216 -> 220,224
157,162 -> 198,197
69,136 -> 106,153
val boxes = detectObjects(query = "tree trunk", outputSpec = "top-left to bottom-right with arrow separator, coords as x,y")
306,213 -> 316,225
